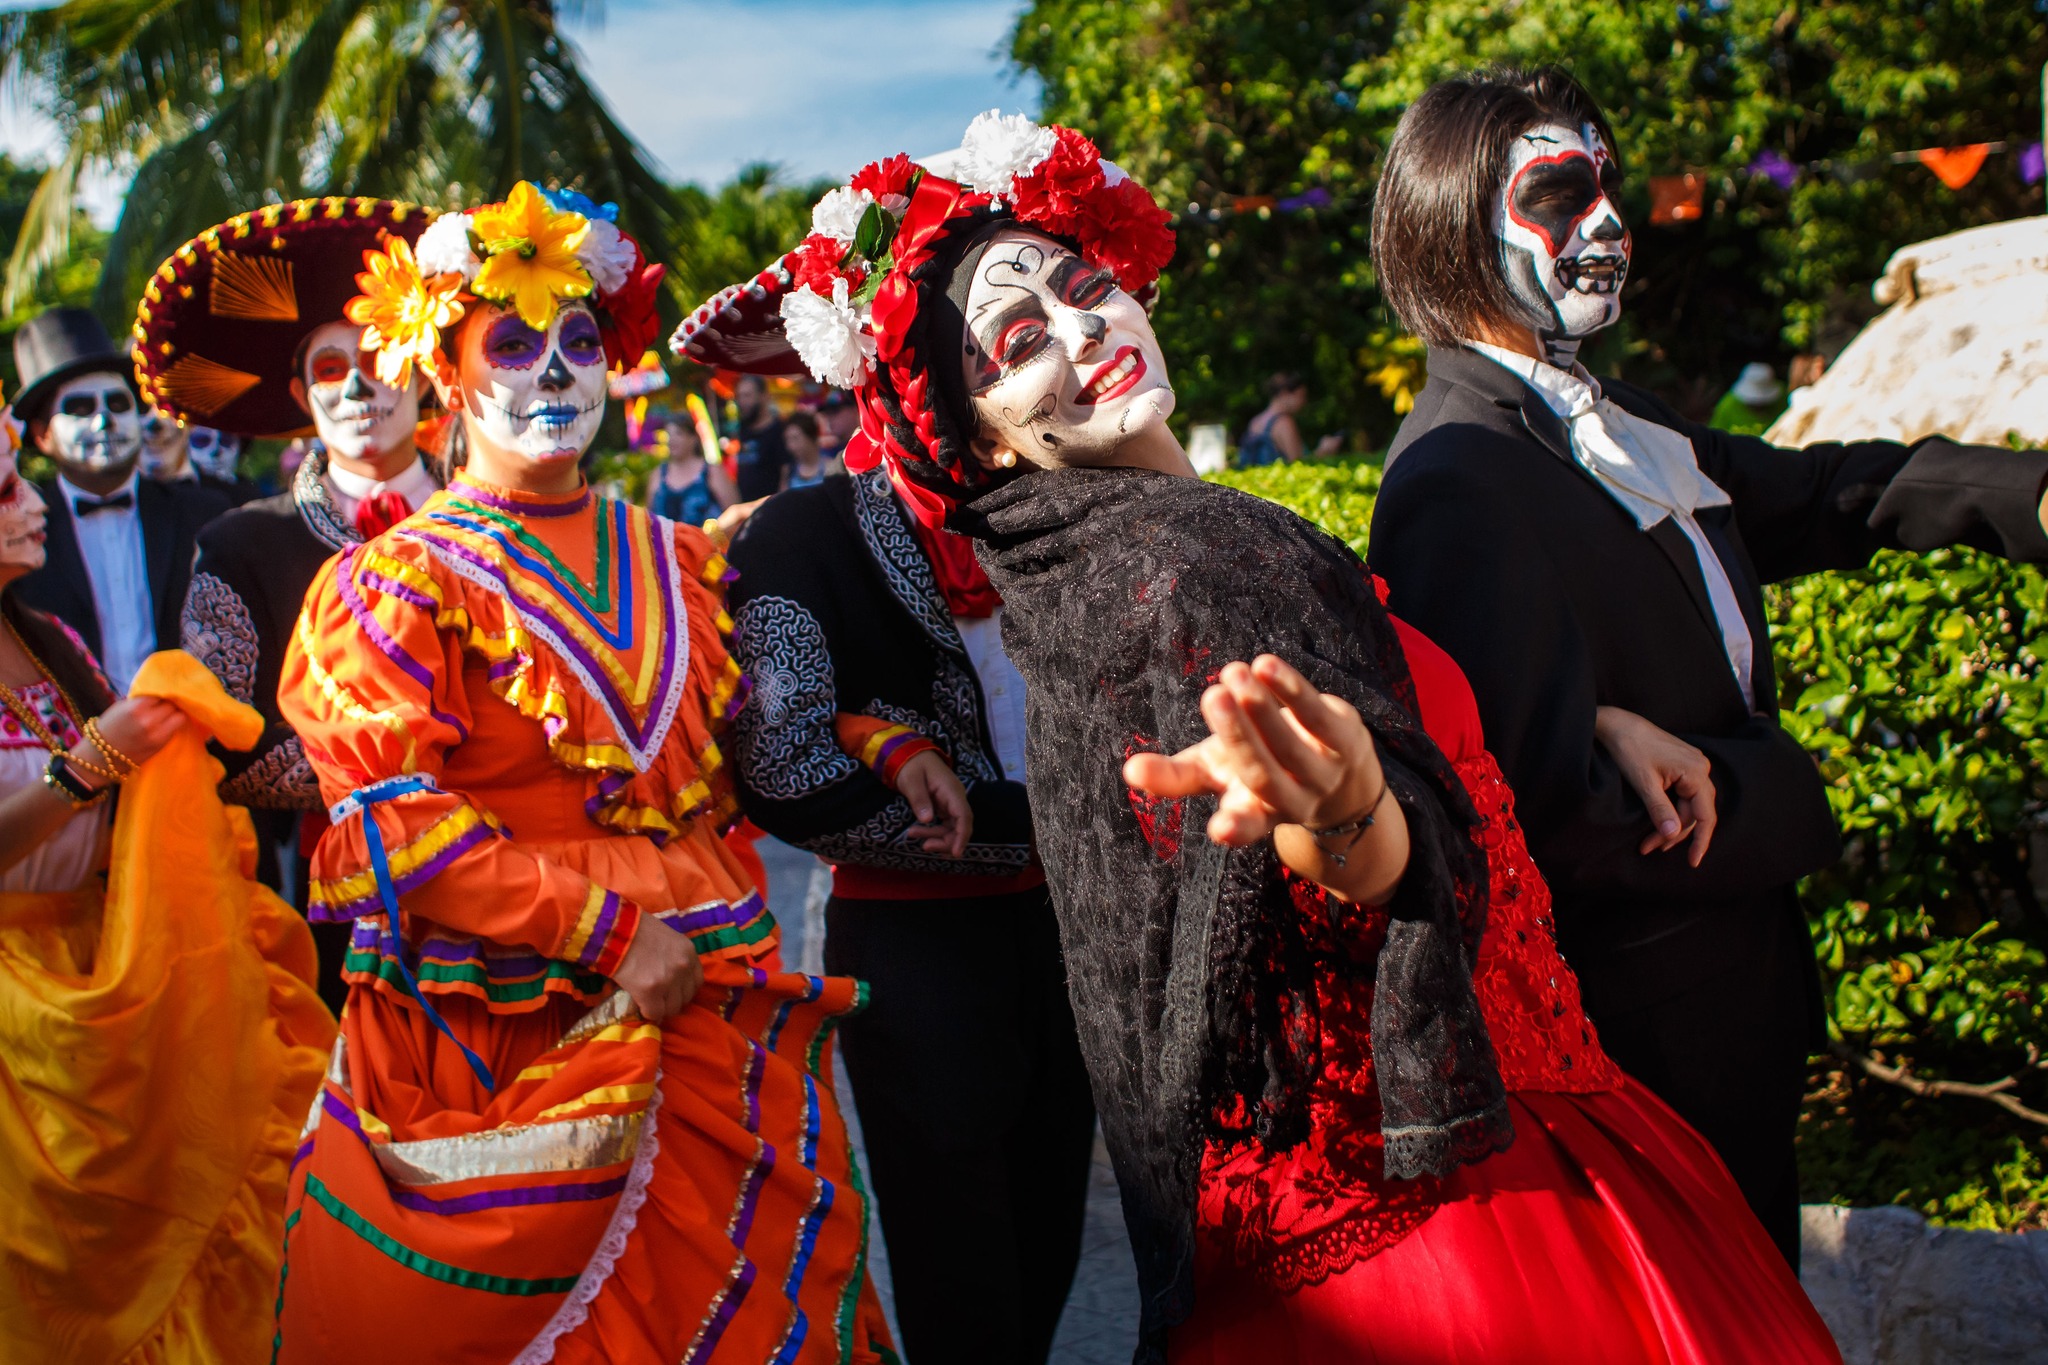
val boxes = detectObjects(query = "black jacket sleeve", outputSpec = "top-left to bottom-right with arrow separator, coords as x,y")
1371,453 -> 1839,904
726,491 -> 1034,876
1605,380 -> 2048,582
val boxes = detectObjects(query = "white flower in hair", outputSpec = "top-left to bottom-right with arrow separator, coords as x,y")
953,109 -> 1057,200
811,187 -> 876,246
415,211 -> 480,280
780,276 -> 875,389
578,218 -> 638,294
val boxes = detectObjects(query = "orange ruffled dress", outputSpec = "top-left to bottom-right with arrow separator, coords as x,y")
275,478 -> 893,1365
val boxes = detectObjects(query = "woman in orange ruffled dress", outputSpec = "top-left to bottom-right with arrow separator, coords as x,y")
272,184 -> 892,1364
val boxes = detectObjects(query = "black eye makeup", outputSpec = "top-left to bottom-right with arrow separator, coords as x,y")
1508,154 -> 1605,257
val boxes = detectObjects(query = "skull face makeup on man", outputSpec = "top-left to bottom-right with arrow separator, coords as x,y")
138,408 -> 189,480
451,302 -> 608,467
293,319 -> 423,466
1495,121 -> 1630,366
962,228 -> 1174,470
0,449 -> 49,574
35,372 -> 141,482
185,426 -> 243,482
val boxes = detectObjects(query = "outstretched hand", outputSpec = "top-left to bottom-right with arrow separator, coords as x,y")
1123,655 -> 1383,847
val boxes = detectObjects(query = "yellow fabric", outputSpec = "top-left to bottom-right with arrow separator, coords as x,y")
0,649 -> 336,1365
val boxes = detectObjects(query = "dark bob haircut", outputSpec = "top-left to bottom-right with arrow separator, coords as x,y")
1371,66 -> 1619,349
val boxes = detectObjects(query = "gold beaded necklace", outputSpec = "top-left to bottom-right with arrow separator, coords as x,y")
0,616 -> 86,758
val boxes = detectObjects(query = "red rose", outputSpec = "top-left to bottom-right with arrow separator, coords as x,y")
786,233 -> 853,296
1078,178 -> 1177,292
598,254 -> 665,371
1010,127 -> 1105,237
851,153 -> 918,202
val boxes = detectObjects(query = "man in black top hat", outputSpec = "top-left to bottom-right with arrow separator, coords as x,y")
10,306 -> 215,693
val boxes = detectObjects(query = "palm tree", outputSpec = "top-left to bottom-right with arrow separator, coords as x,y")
670,162 -> 837,308
1,0 -> 685,323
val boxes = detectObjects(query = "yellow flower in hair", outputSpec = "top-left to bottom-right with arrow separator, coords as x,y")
470,181 -> 593,331
346,236 -> 466,387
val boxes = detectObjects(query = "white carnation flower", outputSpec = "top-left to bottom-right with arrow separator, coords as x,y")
415,212 -> 479,280
1100,160 -> 1130,189
780,276 -> 875,389
577,218 -> 638,294
811,186 -> 876,245
954,109 -> 1057,200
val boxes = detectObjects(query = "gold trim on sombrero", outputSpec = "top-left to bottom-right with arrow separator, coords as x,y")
156,353 -> 262,415
209,251 -> 299,322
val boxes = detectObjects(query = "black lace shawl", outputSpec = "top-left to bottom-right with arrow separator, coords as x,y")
962,468 -> 1511,1359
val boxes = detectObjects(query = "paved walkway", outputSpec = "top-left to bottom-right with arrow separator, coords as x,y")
757,837 -> 1139,1365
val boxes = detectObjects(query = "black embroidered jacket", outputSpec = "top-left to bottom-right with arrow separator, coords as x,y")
180,449 -> 367,808
725,467 -> 1034,875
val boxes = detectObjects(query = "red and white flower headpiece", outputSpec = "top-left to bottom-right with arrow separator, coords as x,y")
672,110 -> 1174,525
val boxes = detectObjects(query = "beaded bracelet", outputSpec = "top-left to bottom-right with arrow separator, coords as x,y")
84,718 -> 139,777
1305,781 -> 1393,869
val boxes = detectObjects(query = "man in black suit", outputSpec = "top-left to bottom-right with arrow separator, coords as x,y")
1365,67 -> 2048,1265
10,308 -> 214,693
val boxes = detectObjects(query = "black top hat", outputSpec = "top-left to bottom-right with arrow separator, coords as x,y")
11,307 -> 136,426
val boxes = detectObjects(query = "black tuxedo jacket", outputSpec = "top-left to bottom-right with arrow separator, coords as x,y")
1370,344 -> 2048,1012
16,476 -> 217,668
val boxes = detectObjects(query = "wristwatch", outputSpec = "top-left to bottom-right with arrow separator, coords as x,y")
43,752 -> 107,809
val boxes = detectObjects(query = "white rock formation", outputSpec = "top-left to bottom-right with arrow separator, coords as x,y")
1768,217 -> 2048,449
1800,1204 -> 2048,1364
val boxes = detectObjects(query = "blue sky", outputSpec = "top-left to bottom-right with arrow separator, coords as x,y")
0,0 -> 1039,220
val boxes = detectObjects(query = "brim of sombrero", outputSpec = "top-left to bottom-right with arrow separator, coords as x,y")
131,197 -> 429,438
669,259 -> 812,377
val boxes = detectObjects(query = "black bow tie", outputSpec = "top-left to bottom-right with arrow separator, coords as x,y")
75,492 -> 134,516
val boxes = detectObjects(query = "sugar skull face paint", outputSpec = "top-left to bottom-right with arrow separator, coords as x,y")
185,426 -> 243,482
457,303 -> 607,465
299,319 -> 422,463
963,228 -> 1173,469
39,371 -> 141,479
138,407 -> 189,479
0,448 -> 49,574
1495,121 -> 1629,363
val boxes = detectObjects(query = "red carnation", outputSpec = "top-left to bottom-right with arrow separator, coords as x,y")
787,233 -> 854,296
851,153 -> 918,203
599,258 -> 665,371
1010,127 -> 1105,237
1078,177 -> 1176,292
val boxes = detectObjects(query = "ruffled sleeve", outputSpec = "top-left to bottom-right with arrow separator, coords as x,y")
280,541 -> 644,977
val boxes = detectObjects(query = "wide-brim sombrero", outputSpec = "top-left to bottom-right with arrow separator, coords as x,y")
132,197 -> 430,438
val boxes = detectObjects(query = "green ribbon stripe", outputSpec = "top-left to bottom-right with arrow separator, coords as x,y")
303,1175 -> 582,1296
445,495 -> 616,616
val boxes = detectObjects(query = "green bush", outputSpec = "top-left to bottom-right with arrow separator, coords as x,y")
1225,455 -> 2048,1230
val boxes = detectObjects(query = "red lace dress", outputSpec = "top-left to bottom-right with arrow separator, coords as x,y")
1172,619 -> 1841,1364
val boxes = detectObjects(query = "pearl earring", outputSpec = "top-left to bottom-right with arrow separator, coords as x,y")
996,450 -> 1017,469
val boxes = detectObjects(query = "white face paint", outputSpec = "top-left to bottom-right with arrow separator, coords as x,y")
962,228 -> 1174,469
458,303 -> 608,465
138,407 -> 189,479
0,449 -> 49,574
42,371 -> 141,478
300,319 -> 422,463
1494,121 -> 1630,363
185,426 -> 243,481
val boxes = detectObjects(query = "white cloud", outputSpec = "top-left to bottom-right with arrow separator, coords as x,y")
563,0 -> 1039,188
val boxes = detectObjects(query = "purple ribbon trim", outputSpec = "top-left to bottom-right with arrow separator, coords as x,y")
449,479 -> 593,518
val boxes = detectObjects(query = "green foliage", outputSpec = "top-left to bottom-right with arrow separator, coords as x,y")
0,150 -> 110,480
1,0 -> 687,329
668,165 -> 836,312
1013,0 -> 2048,427
1222,454 -> 2048,1229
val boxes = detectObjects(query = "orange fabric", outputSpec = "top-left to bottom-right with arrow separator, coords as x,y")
274,481 -> 893,1364
1918,143 -> 1991,190
834,711 -> 940,786
0,649 -> 335,1365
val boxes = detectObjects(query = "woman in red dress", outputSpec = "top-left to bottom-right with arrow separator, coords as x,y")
676,112 -> 1841,1364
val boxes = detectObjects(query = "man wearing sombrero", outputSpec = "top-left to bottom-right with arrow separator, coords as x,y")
136,198 -> 440,1004
10,306 -> 216,693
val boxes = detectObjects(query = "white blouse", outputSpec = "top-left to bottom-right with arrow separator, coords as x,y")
0,680 -> 109,893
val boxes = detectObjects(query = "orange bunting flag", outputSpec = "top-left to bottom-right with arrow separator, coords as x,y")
1918,143 -> 1991,191
1648,173 -> 1705,224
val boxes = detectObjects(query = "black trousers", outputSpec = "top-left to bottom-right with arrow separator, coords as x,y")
1585,898 -> 1818,1267
825,885 -> 1096,1365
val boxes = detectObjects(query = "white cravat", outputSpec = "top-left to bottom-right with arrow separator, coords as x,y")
1464,341 -> 1757,708
59,471 -> 154,694
325,455 -> 438,525
954,610 -> 1029,782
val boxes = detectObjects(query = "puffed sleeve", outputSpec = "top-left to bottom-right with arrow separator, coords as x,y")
280,542 -> 644,976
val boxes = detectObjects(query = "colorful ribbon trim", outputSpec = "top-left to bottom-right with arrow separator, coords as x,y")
337,772 -> 497,1090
